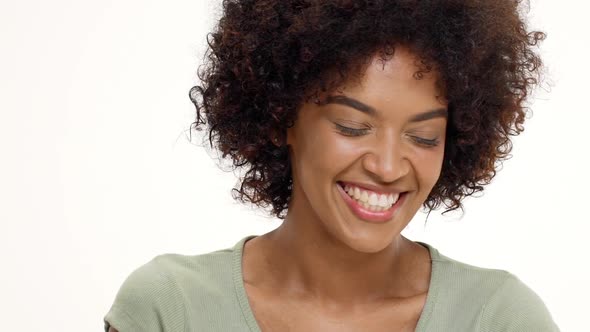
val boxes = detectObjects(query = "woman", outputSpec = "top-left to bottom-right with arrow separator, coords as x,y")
104,0 -> 559,331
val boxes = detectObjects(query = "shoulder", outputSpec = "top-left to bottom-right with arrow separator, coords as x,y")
104,246 -> 237,332
478,272 -> 560,331
420,243 -> 559,331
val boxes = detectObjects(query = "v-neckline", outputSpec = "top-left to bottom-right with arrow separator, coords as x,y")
232,235 -> 441,332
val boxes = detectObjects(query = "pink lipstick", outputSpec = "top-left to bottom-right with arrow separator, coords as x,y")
336,183 -> 406,223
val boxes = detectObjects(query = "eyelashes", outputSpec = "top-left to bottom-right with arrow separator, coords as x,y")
333,123 -> 441,148
334,123 -> 369,137
408,136 -> 440,147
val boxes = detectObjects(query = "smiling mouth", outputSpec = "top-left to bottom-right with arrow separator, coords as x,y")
339,183 -> 400,211
336,182 -> 407,223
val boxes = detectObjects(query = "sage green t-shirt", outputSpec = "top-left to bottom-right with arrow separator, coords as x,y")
104,235 -> 559,331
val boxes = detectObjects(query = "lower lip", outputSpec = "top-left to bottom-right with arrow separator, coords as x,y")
336,183 -> 405,223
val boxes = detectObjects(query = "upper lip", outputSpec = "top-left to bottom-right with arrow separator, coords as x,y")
338,181 -> 406,195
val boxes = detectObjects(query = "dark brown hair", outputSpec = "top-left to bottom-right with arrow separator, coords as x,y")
189,0 -> 545,218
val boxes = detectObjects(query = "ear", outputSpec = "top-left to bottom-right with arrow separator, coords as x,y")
269,129 -> 285,147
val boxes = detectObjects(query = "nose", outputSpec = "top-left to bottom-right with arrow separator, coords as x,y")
361,134 -> 410,183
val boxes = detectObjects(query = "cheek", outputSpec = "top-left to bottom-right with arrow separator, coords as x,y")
418,147 -> 444,191
324,135 -> 363,160
297,131 -> 358,183
411,146 -> 445,188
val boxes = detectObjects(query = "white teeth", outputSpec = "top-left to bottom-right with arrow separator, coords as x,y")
360,191 -> 369,203
341,183 -> 401,211
378,195 -> 388,207
368,193 -> 378,205
389,193 -> 399,205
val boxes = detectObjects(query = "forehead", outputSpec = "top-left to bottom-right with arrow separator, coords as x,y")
337,47 -> 446,109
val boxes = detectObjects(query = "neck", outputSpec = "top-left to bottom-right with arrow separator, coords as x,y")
248,210 -> 424,307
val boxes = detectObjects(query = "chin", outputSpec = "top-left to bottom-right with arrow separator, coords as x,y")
335,228 -> 401,254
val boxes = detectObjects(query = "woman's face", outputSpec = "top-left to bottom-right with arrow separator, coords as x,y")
286,47 -> 448,253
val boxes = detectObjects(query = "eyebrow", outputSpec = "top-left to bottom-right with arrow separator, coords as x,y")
323,95 -> 448,122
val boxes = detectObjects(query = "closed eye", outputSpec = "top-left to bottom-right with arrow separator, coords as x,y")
409,135 -> 440,147
334,122 -> 441,147
334,123 -> 370,137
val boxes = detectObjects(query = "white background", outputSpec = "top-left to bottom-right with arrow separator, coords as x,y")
1,0 -> 588,331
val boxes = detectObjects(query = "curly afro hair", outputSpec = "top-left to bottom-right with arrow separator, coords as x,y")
189,0 -> 545,219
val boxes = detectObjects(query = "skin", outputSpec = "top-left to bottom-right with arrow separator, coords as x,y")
108,47 -> 448,332
241,47 -> 448,331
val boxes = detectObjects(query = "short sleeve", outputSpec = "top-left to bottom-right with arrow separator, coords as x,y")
103,257 -> 187,332
479,273 -> 560,332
